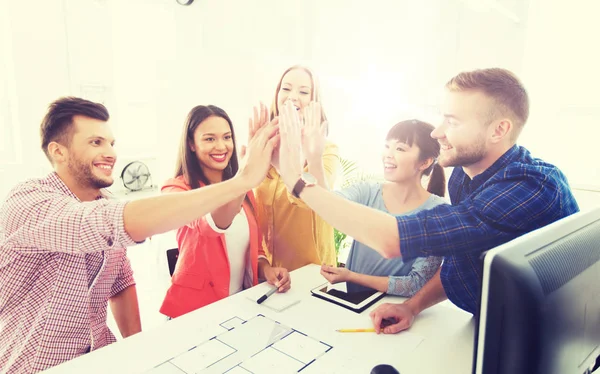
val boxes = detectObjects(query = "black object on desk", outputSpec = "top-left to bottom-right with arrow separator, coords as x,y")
371,364 -> 400,374
310,281 -> 386,313
256,286 -> 277,304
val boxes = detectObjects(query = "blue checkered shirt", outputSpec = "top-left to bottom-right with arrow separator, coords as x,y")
396,145 -> 579,314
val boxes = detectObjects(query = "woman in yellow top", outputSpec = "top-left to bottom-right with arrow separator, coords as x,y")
254,65 -> 340,271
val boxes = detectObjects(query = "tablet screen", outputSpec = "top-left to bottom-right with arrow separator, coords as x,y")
319,282 -> 377,305
316,282 -> 379,305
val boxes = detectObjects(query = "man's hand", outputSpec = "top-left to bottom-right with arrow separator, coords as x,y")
369,303 -> 416,334
320,264 -> 352,284
278,100 -> 304,190
263,266 -> 291,293
237,118 -> 279,189
302,102 -> 328,163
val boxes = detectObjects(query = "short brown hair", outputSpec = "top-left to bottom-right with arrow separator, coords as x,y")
446,68 -> 529,138
40,97 -> 109,161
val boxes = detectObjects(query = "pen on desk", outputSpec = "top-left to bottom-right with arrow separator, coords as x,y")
335,328 -> 376,333
257,286 -> 277,304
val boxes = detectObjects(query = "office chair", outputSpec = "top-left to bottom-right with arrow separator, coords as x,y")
166,248 -> 179,277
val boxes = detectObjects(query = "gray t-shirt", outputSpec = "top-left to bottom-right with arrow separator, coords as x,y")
335,182 -> 447,296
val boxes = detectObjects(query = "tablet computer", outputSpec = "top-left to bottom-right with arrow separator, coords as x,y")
310,282 -> 386,313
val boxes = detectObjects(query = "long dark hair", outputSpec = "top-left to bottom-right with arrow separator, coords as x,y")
386,119 -> 446,197
174,105 -> 239,189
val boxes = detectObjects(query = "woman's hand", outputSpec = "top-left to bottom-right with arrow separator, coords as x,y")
278,100 -> 304,190
248,102 -> 281,171
301,101 -> 328,163
320,264 -> 352,284
248,102 -> 269,141
262,265 -> 291,292
237,118 -> 280,189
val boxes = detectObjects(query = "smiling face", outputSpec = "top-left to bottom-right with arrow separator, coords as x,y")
190,115 -> 234,178
431,90 -> 493,169
62,115 -> 117,190
382,139 -> 425,183
276,68 -> 313,117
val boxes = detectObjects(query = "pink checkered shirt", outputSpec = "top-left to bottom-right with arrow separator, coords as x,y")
0,173 -> 138,373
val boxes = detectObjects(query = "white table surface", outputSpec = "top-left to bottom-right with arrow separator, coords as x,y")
44,264 -> 475,374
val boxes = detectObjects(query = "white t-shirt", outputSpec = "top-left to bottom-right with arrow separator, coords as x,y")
205,209 -> 250,295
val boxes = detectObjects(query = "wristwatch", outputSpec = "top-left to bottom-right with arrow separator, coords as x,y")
292,172 -> 317,198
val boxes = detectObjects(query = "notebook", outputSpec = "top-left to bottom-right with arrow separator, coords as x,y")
245,282 -> 302,312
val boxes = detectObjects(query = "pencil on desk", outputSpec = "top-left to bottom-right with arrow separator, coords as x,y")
336,328 -> 376,333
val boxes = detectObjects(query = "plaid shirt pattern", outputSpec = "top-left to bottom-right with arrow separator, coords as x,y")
396,145 -> 580,314
0,173 -> 137,373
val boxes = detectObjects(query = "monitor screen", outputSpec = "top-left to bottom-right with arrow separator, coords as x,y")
475,207 -> 600,374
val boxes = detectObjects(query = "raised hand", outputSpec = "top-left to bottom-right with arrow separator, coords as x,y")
238,118 -> 280,189
248,102 -> 269,141
301,101 -> 328,162
278,100 -> 304,190
249,102 -> 281,171
320,264 -> 351,284
237,145 -> 248,175
270,136 -> 281,173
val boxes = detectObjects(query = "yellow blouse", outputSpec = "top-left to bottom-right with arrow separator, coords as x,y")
254,141 -> 340,271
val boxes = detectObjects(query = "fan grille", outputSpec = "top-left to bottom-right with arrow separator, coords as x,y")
121,161 -> 151,191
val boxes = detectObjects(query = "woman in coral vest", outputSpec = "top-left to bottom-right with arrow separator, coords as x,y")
160,105 -> 291,319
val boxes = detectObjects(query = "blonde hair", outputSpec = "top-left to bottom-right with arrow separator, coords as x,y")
270,65 -> 328,126
446,68 -> 529,139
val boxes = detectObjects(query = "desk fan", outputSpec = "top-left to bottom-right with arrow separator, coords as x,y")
120,161 -> 152,192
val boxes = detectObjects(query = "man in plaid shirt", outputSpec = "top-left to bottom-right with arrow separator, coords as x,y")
275,68 -> 579,334
0,97 -> 279,373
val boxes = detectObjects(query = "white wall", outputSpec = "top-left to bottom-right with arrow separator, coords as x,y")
573,189 -> 600,211
1,0 -> 68,199
520,0 -> 600,189
297,0 -> 530,174
1,0 -> 531,198
0,0 -> 19,166
15,0 -> 600,194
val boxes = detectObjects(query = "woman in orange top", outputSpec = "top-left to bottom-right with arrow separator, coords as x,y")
160,105 -> 290,319
254,66 -> 340,271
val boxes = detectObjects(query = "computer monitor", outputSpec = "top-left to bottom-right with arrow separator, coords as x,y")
475,207 -> 600,374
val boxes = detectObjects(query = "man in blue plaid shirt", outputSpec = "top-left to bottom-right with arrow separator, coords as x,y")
276,67 -> 579,334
